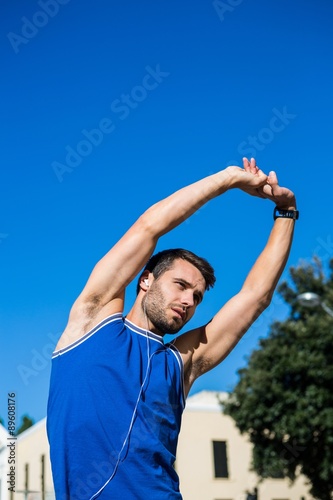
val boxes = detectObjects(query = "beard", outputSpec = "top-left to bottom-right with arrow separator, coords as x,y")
141,280 -> 184,335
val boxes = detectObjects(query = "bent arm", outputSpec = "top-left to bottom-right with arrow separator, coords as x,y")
177,198 -> 296,395
60,165 -> 268,345
75,169 -> 236,307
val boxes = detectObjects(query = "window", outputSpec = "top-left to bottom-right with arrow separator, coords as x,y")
212,440 -> 229,478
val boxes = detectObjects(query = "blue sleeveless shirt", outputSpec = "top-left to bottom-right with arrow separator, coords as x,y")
47,313 -> 185,499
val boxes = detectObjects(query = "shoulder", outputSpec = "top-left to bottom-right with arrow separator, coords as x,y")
53,311 -> 125,356
55,297 -> 124,352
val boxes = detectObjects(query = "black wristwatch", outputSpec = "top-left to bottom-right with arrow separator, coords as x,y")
273,207 -> 299,220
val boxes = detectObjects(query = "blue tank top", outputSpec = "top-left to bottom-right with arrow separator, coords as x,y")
47,313 -> 185,499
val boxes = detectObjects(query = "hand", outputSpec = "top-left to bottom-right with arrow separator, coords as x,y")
226,159 -> 268,193
241,158 -> 296,209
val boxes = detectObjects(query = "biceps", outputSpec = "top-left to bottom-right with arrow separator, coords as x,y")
192,292 -> 269,374
78,220 -> 157,306
212,290 -> 269,336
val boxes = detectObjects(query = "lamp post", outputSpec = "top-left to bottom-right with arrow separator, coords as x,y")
297,292 -> 333,318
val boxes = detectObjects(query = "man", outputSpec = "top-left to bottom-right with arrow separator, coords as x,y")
47,158 -> 298,499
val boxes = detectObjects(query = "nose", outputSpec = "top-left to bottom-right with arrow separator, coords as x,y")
181,290 -> 195,308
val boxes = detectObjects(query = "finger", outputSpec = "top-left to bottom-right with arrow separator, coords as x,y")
267,170 -> 278,187
250,157 -> 258,174
243,157 -> 251,172
261,184 -> 274,197
256,168 -> 268,180
255,188 -> 267,198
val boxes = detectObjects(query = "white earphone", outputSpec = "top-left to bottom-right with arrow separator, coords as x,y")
144,279 -> 149,286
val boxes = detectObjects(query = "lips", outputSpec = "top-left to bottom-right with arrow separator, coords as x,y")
171,307 -> 186,321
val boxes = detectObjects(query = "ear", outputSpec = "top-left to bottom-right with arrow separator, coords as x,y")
139,272 -> 151,292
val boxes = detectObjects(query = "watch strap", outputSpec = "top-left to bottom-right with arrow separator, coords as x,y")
274,207 -> 299,220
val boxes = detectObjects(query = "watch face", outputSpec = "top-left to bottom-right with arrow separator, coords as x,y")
274,208 -> 299,220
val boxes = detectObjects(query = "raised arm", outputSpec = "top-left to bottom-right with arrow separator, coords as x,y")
175,163 -> 297,395
57,164 -> 269,349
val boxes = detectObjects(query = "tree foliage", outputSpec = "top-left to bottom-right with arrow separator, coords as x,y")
0,414 -> 34,435
16,415 -> 34,435
223,257 -> 333,500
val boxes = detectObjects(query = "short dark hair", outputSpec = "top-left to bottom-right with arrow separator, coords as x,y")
136,248 -> 216,294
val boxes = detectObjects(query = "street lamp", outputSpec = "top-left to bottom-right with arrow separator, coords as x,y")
297,292 -> 333,318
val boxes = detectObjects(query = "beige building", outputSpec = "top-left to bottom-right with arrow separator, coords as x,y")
177,391 -> 312,500
0,423 -> 11,500
0,419 -> 54,500
0,391 -> 313,499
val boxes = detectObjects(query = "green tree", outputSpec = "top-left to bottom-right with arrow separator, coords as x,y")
16,415 -> 34,435
223,257 -> 333,500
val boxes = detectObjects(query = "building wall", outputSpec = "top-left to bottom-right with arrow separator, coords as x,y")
0,425 -> 11,500
176,391 -> 312,500
13,419 -> 54,500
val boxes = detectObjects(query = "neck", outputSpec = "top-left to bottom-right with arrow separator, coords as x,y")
126,298 -> 162,336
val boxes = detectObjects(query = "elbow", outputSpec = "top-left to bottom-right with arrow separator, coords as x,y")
138,204 -> 162,238
249,291 -> 272,319
258,292 -> 272,312
250,295 -> 271,325
243,286 -> 273,313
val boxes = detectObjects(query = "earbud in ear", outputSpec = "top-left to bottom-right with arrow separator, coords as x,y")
144,279 -> 149,286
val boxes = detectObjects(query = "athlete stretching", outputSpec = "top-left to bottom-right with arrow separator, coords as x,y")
47,158 -> 298,499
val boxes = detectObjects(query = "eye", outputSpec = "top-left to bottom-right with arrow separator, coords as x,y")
194,293 -> 201,305
176,281 -> 185,289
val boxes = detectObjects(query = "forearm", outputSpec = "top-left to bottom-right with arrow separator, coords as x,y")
242,214 -> 295,303
74,164 -> 267,309
75,168 -> 238,307
141,168 -> 235,237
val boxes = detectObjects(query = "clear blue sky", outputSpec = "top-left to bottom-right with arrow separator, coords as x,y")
1,0 -> 332,424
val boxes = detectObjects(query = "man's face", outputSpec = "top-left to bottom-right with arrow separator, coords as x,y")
141,259 -> 206,335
